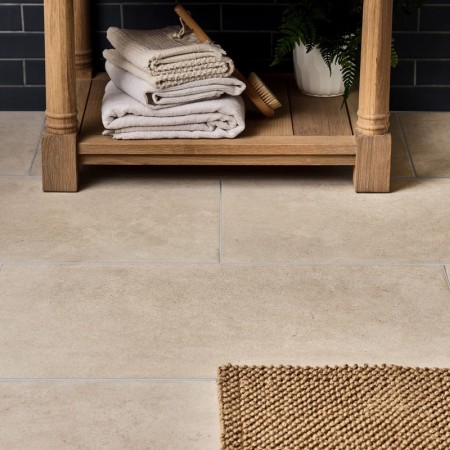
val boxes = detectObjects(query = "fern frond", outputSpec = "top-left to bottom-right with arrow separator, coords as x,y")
391,42 -> 399,68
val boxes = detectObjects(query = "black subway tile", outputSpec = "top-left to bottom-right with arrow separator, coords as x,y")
0,60 -> 23,85
417,60 -> 450,85
23,5 -> 44,32
0,86 -> 45,110
391,60 -> 415,86
390,87 -> 450,111
393,33 -> 450,59
25,59 -> 45,85
91,4 -> 122,31
420,6 -> 450,31
222,5 -> 284,31
0,34 -> 44,59
0,5 -> 22,31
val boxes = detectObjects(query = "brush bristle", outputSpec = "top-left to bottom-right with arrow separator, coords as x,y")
248,72 -> 282,111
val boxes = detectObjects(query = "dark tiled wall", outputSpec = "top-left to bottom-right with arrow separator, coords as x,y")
1,1 -> 450,110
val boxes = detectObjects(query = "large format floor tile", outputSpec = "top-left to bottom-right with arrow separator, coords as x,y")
400,112 -> 450,177
223,177 -> 450,263
0,177 -> 219,262
0,264 -> 448,378
0,112 -> 44,175
0,381 -> 219,450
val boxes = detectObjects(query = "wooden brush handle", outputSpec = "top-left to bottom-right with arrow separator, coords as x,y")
174,4 -> 274,118
174,5 -> 211,43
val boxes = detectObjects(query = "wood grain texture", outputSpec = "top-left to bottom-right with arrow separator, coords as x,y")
346,90 -> 359,134
357,0 -> 393,135
289,80 -> 353,136
74,0 -> 92,79
79,74 -> 356,158
44,0 -> 77,135
244,76 -> 293,137
80,155 -> 355,166
79,135 -> 357,155
76,78 -> 91,128
41,132 -> 78,192
354,133 -> 391,193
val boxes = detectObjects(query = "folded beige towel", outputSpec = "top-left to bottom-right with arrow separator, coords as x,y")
105,60 -> 245,109
102,81 -> 245,139
106,26 -> 234,88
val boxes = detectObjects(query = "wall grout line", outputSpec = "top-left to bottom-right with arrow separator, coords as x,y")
20,4 -> 25,32
396,114 -> 418,177
22,59 -> 26,85
443,265 -> 450,293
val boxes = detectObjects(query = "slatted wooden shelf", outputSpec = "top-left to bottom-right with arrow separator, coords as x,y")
77,73 -> 358,166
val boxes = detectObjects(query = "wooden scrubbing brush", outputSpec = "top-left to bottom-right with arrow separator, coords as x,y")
174,4 -> 282,118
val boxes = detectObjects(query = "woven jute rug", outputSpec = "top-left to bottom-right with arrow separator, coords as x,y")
218,364 -> 449,449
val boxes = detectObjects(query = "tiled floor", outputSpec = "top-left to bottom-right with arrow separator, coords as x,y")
0,111 -> 449,449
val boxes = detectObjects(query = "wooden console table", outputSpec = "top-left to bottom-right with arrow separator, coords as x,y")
41,0 -> 393,193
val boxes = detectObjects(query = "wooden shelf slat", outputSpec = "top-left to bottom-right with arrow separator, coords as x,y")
288,79 -> 353,136
243,75 -> 293,137
79,134 -> 357,155
81,154 -> 355,166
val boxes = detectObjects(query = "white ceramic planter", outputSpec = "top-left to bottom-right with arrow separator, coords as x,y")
293,43 -> 345,97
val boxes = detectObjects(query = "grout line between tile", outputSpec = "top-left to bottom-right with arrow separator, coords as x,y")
219,178 -> 223,263
20,5 -> 25,32
3,261 -> 221,267
0,377 -> 215,383
22,59 -> 26,85
396,114 -> 418,177
0,175 -> 41,178
443,266 -> 450,293
3,261 -> 450,268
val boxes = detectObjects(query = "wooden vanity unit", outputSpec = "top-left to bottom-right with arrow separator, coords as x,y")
41,0 -> 393,193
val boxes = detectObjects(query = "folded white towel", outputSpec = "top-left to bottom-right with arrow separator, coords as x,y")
106,26 -> 234,88
105,60 -> 246,109
102,81 -> 245,139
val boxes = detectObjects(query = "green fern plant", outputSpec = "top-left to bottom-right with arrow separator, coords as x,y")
272,0 -> 422,99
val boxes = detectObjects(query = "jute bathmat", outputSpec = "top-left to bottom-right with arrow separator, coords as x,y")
218,364 -> 449,449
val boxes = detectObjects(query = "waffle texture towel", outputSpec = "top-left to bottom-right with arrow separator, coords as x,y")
106,26 -> 234,88
105,60 -> 245,109
102,81 -> 245,139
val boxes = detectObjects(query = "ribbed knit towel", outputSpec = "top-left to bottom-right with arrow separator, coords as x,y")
105,61 -> 245,109
106,26 -> 234,88
102,81 -> 245,139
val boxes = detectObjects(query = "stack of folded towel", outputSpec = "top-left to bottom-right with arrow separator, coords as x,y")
102,25 -> 246,139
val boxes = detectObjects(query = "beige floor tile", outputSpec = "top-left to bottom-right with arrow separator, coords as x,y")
0,112 -> 44,175
223,177 -> 450,263
0,177 -> 219,262
0,264 -> 448,378
400,112 -> 450,177
0,381 -> 219,450
390,113 -> 414,177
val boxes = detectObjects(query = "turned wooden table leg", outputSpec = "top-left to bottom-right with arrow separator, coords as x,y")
41,0 -> 78,192
74,0 -> 92,79
354,0 -> 393,193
